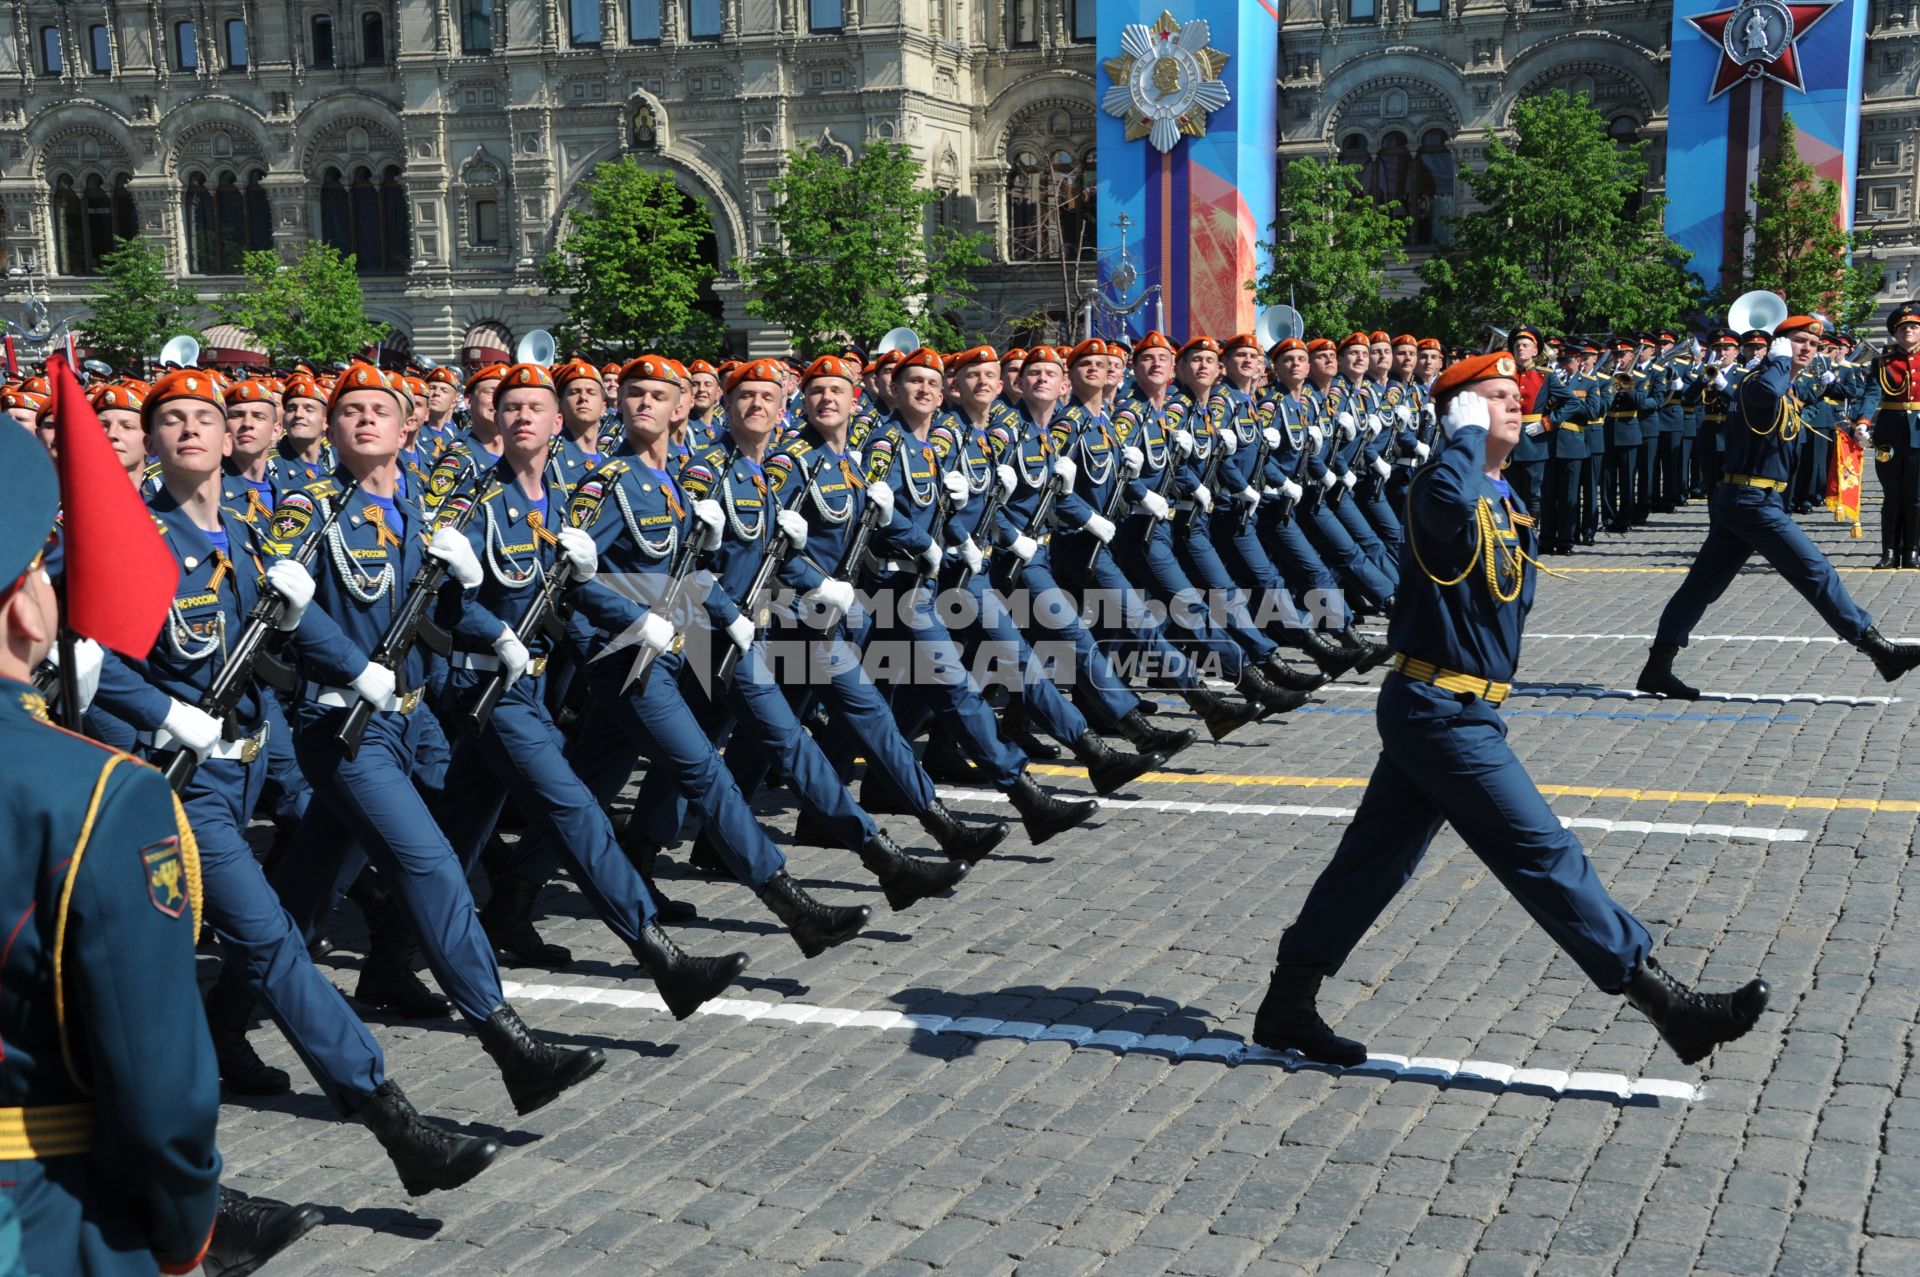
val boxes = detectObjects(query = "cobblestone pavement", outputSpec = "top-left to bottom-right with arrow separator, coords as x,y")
215,503 -> 1920,1277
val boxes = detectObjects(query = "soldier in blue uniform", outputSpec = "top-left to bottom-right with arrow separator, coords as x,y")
270,372 -> 333,489
1249,352 -> 1770,1069
261,362 -> 608,1116
1857,303 -> 1920,567
1639,315 -> 1920,697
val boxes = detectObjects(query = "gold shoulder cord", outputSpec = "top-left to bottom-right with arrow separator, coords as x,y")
1405,466 -> 1561,605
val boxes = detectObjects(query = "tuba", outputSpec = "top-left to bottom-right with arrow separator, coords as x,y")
514,329 -> 557,366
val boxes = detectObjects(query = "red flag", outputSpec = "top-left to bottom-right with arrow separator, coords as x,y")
47,353 -> 178,658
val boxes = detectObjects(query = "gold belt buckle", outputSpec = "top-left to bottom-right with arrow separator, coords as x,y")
528,655 -> 549,678
398,688 -> 423,715
238,733 -> 264,765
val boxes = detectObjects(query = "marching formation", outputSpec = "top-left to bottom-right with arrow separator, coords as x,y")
1,298 -> 1917,1275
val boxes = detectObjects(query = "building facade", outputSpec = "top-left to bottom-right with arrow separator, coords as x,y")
0,1 -> 1911,367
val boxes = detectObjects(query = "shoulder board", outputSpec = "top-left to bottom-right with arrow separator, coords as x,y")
929,421 -> 959,460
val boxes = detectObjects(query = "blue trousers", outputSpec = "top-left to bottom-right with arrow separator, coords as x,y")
434,672 -> 657,941
949,568 -> 1093,742
1206,507 -> 1317,642
1171,519 -> 1281,660
1355,482 -> 1403,549
1653,484 -> 1874,647
271,705 -> 505,1025
188,752 -> 384,1115
993,547 -> 1147,726
1276,678 -> 1651,992
259,691 -> 310,826
1300,499 -> 1396,610
1085,521 -> 1227,683
1255,503 -> 1348,628
1331,494 -> 1398,586
1545,457 -> 1583,552
632,640 -> 878,853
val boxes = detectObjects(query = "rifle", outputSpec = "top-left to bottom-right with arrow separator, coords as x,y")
617,515 -> 705,692
335,458 -> 484,760
1134,410 -> 1186,549
1238,396 -> 1272,530
1173,398 -> 1228,536
714,476 -> 804,689
1001,436 -> 1062,590
947,437 -> 1009,593
823,462 -> 888,641
158,478 -> 362,788
457,458 -> 570,735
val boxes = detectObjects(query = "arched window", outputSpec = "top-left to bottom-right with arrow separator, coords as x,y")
1609,115 -> 1639,145
322,164 -> 409,271
1338,133 -> 1370,172
1415,130 -> 1454,247
320,167 -> 351,249
187,169 -> 274,273
312,15 -> 335,67
53,172 -> 135,275
38,27 -> 62,76
380,167 -> 409,269
88,24 -> 112,73
185,172 -> 216,270
362,12 -> 387,64
1005,114 -> 1097,263
1011,0 -> 1038,44
246,170 -> 273,247
175,21 -> 197,70
224,19 -> 247,68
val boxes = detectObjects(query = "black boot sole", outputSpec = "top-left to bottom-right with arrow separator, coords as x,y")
207,1203 -> 327,1277
1660,979 -> 1770,1065
506,1047 -> 607,1116
655,953 -> 750,1020
1203,703 -> 1262,741
1133,726 -> 1196,760
1086,750 -> 1168,796
394,1135 -> 503,1197
354,976 -> 452,1021
937,822 -> 1009,864
1020,796 -> 1097,846
790,906 -> 871,958
1250,1025 -> 1368,1066
1635,674 -> 1700,700
880,860 -> 968,912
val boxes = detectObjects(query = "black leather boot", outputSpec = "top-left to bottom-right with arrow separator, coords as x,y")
1115,708 -> 1196,761
475,1005 -> 607,1116
1295,628 -> 1361,678
630,921 -> 749,1019
1261,652 -> 1328,693
1070,732 -> 1167,796
479,874 -> 572,970
1875,548 -> 1896,569
1238,666 -> 1311,717
1251,967 -> 1367,1065
917,799 -> 1009,863
1000,699 -> 1060,760
758,871 -> 871,957
859,771 -> 920,816
355,930 -> 451,1020
1623,955 -> 1769,1065
357,1080 -> 501,1196
205,987 -> 290,1096
1007,772 -> 1097,845
1184,687 -> 1261,741
1334,629 -> 1392,674
858,829 -> 969,911
202,1187 -> 324,1277
621,839 -> 697,924
1635,644 -> 1700,700
1857,626 -> 1920,681
919,728 -> 978,783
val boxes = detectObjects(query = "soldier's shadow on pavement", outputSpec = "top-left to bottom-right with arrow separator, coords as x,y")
315,1203 -> 447,1237
886,983 -> 1216,1060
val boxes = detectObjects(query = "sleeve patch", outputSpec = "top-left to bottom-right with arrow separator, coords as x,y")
142,837 -> 187,919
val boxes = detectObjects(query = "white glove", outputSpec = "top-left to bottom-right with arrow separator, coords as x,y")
1278,477 -> 1304,503
1364,412 -> 1383,440
1140,490 -> 1172,521
1009,534 -> 1038,562
1235,485 -> 1260,506
1712,370 -> 1730,392
1336,412 -> 1357,440
350,660 -> 403,712
264,559 -> 315,631
1083,512 -> 1114,543
1172,429 -> 1195,457
159,699 -> 223,761
1122,446 -> 1144,478
691,498 -> 725,551
919,541 -> 944,573
776,508 -> 809,553
1261,427 -> 1281,451
428,525 -> 483,589
47,638 -> 103,714
1523,421 -> 1546,438
492,628 -> 531,689
866,482 -> 895,526
1319,469 -> 1338,491
1855,423 -> 1872,447
726,614 -> 755,654
941,470 -> 969,509
1393,402 -> 1412,425
1414,441 -> 1431,462
803,577 -> 856,626
1440,390 -> 1491,439
1340,471 -> 1356,491
1192,484 -> 1213,513
557,525 -> 598,583
637,610 -> 676,654
996,464 -> 1018,498
1770,336 -> 1794,360
959,536 -> 984,574
1053,455 -> 1078,491
1371,456 -> 1391,480
1820,370 -> 1837,387
1216,428 -> 1238,455
1307,423 -> 1325,449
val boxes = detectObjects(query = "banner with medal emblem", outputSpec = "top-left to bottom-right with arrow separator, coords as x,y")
1665,0 -> 1867,291
1095,5 -> 1276,343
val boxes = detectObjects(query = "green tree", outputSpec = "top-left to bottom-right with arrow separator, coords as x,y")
542,158 -> 721,361
1721,114 -> 1882,331
76,237 -> 202,370
1414,89 -> 1702,344
738,142 -> 989,356
1252,157 -> 1408,337
213,243 -> 386,364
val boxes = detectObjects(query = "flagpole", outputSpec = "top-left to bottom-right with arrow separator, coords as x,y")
53,604 -> 79,731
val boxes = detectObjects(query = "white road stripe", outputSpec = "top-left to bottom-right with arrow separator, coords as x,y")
1529,633 -> 1849,644
931,788 -> 1809,843
499,980 -> 1701,1105
1313,683 -> 1897,705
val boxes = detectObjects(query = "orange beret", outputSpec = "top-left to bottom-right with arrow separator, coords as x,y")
1220,333 -> 1260,354
327,361 -> 408,416
1368,331 -> 1391,345
282,373 -> 324,404
1,389 -> 45,413
600,361 -> 622,376
89,384 -> 145,414
895,347 -> 945,376
425,366 -> 459,387
1775,315 -> 1823,337
1417,337 -> 1442,351
724,358 -> 786,394
1133,332 -> 1175,356
868,350 -> 903,374
1022,345 -> 1064,369
1392,334 -> 1418,349
1338,332 -> 1371,351
947,345 -> 1000,372
21,376 -> 50,397
619,354 -> 679,386
687,359 -> 717,377
1307,338 -> 1337,355
1178,335 -> 1221,358
497,363 -> 558,396
225,378 -> 274,405
665,358 -> 690,385
143,369 -> 226,424
1431,352 -> 1519,399
1271,338 -> 1307,355
1002,347 -> 1029,365
553,358 -> 601,388
801,355 -> 861,387
465,363 -> 508,394
1066,338 -> 1109,366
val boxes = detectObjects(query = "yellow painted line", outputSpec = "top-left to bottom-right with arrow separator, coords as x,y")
1550,566 -> 1896,575
1025,764 -> 1920,813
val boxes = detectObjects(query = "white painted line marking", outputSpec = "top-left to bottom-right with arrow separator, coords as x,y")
931,788 -> 1807,843
1314,683 -> 1898,705
498,982 -> 1703,1105
1530,633 -> 1848,644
